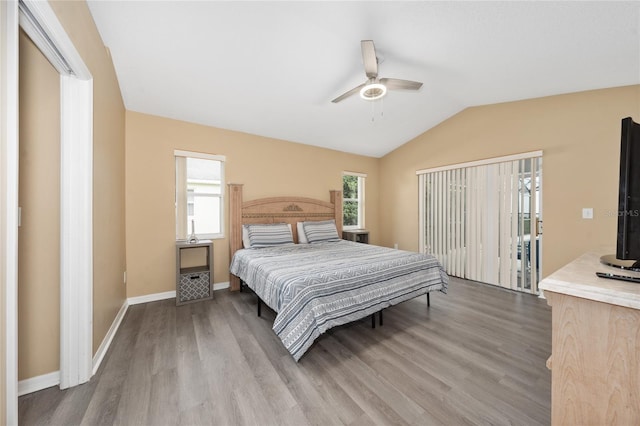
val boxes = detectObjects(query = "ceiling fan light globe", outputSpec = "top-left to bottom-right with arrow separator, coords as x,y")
359,83 -> 387,101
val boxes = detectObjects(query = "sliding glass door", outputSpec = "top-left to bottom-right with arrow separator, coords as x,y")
418,152 -> 542,294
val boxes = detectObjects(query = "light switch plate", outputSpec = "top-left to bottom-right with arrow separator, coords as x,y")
582,208 -> 594,219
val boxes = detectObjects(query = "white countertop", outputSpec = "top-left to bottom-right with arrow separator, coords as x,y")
539,248 -> 640,310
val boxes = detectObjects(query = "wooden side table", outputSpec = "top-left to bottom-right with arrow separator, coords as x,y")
342,229 -> 369,244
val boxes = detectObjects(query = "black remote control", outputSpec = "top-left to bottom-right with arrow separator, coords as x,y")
596,272 -> 640,284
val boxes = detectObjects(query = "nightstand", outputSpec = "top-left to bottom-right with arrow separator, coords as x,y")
342,229 -> 369,244
176,240 -> 213,305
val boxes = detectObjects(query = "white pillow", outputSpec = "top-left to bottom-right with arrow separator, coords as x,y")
296,222 -> 308,244
242,225 -> 251,248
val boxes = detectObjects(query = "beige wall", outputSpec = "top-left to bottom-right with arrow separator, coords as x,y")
17,0 -> 126,382
125,111 -> 379,297
18,31 -> 61,380
380,85 -> 640,277
49,0 -> 127,355
127,85 -> 640,297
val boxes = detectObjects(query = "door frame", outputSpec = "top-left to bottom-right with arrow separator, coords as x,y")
1,1 -> 20,423
2,0 -> 94,422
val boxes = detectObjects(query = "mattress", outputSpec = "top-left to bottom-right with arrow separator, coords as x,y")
230,240 -> 448,361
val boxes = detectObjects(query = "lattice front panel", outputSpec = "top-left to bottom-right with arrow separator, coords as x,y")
179,272 -> 210,303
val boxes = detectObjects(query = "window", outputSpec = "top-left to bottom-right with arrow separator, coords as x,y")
343,171 -> 366,229
175,150 -> 225,240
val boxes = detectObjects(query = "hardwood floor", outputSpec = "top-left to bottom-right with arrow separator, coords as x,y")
19,277 -> 552,425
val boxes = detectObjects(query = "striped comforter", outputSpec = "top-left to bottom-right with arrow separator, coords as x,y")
229,240 -> 448,361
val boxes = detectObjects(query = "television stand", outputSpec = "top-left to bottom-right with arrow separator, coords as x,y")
599,253 -> 640,272
540,249 -> 640,425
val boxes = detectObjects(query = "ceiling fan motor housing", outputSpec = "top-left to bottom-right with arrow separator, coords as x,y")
360,79 -> 387,101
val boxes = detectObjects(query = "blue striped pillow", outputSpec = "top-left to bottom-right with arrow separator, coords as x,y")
247,223 -> 293,248
303,220 -> 340,243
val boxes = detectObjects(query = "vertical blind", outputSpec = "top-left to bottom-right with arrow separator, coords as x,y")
417,151 -> 542,294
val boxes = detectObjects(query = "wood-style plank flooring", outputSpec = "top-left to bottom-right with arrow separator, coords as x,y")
19,277 -> 552,425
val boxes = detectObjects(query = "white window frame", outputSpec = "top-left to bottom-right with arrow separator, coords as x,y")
342,171 -> 366,230
175,150 -> 225,240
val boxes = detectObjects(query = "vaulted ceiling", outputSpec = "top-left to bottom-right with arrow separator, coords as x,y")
87,1 -> 640,157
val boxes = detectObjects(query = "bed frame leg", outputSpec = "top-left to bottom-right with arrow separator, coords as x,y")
257,296 -> 262,317
371,313 -> 375,329
427,293 -> 430,307
379,309 -> 383,326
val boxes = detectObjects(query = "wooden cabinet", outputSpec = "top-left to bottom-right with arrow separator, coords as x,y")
342,229 -> 369,244
176,240 -> 213,305
540,250 -> 640,425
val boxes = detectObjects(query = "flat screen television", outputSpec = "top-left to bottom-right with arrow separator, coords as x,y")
601,117 -> 640,272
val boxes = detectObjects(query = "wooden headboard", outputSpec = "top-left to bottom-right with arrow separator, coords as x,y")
228,183 -> 342,291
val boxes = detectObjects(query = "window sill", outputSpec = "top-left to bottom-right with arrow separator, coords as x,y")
176,234 -> 224,242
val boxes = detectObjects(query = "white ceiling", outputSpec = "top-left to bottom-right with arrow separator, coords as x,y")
87,1 -> 640,158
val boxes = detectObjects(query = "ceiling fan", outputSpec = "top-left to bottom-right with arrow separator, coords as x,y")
332,40 -> 423,103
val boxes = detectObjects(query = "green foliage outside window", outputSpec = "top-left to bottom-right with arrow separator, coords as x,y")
344,201 -> 358,226
343,175 -> 358,198
343,175 -> 359,226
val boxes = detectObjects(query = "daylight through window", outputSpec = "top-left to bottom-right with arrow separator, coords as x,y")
343,172 -> 366,229
175,151 -> 225,240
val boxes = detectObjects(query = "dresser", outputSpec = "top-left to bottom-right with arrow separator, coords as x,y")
539,249 -> 640,425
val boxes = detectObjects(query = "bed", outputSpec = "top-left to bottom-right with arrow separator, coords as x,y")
227,184 -> 448,361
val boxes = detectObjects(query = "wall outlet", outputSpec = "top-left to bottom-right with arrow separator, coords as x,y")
582,208 -> 594,219
394,243 -> 398,249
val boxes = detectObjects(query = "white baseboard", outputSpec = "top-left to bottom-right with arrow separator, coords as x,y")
127,290 -> 176,305
18,282 -> 231,396
213,281 -> 229,291
128,281 -> 229,305
92,300 -> 128,376
18,371 -> 59,397
19,301 -> 129,396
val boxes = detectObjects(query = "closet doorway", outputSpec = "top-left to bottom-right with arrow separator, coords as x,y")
18,27 -> 61,396
2,1 -> 94,421
18,0 -> 94,390
418,151 -> 543,294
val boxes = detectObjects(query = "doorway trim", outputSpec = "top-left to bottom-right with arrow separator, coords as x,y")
2,1 -> 94,419
18,0 -> 94,391
1,1 -> 20,423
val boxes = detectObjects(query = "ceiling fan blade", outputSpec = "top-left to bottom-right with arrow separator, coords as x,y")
361,40 -> 378,78
331,83 -> 365,103
380,78 -> 423,91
